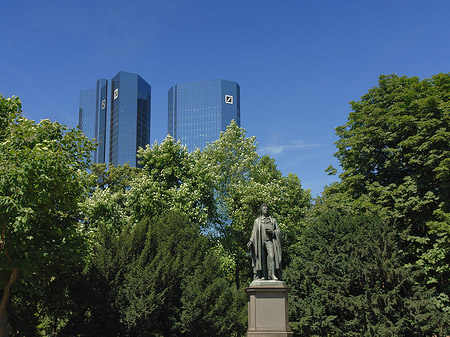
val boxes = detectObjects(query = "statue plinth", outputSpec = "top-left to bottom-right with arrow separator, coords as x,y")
246,281 -> 293,337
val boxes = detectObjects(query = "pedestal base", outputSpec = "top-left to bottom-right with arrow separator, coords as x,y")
246,333 -> 292,337
245,331 -> 292,337
246,281 -> 293,337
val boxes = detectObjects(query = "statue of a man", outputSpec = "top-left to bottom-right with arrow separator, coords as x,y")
247,203 -> 282,280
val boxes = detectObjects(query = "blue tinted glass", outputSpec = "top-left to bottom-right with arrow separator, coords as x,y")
79,88 -> 97,163
80,72 -> 151,168
109,71 -> 151,167
96,78 -> 108,163
167,79 -> 240,152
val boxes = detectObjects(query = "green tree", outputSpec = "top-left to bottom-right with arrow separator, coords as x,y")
286,202 -> 437,336
80,164 -> 139,263
329,73 -> 450,333
78,122 -> 309,334
125,136 -> 216,228
200,121 -> 311,287
91,162 -> 140,192
0,96 -> 94,335
74,211 -> 246,337
334,73 -> 450,230
59,164 -> 143,336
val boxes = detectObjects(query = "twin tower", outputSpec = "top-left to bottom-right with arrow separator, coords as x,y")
79,71 -> 240,166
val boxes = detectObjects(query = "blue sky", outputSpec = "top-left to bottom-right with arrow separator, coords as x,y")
1,0 -> 449,196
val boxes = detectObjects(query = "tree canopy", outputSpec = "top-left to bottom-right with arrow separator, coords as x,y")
0,95 -> 94,335
286,202 -> 436,336
334,73 -> 450,232
3,71 -> 449,336
324,73 -> 450,335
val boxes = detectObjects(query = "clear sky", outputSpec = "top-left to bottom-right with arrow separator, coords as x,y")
1,0 -> 449,196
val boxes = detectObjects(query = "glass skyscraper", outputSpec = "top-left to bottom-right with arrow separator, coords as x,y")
109,71 -> 151,166
168,79 -> 240,152
79,71 -> 151,167
96,78 -> 108,164
79,88 -> 97,163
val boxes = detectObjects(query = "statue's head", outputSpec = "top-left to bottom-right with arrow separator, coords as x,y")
260,203 -> 269,216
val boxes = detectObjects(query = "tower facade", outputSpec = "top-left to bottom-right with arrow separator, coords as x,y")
79,71 -> 151,167
79,88 -> 97,163
96,78 -> 108,164
168,79 -> 240,151
109,72 -> 151,166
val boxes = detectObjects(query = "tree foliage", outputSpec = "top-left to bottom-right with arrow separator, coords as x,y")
65,212 -> 247,336
200,121 -> 311,286
325,73 -> 450,335
334,73 -> 450,231
0,95 -> 94,335
81,122 -> 311,290
72,121 -> 311,335
91,162 -> 140,192
126,136 -> 217,227
286,203 -> 437,336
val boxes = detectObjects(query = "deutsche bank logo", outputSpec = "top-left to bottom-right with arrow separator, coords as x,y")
101,99 -> 106,109
225,95 -> 233,104
114,89 -> 119,100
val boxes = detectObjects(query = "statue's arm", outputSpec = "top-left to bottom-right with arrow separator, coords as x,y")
247,219 -> 258,248
273,218 -> 279,229
273,219 -> 282,240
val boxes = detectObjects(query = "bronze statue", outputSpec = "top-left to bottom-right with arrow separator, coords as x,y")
247,203 -> 282,280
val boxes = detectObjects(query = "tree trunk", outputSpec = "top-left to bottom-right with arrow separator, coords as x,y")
0,267 -> 18,337
234,262 -> 240,289
0,309 -> 9,337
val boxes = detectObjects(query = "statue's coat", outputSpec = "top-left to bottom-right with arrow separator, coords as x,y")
250,215 -> 282,275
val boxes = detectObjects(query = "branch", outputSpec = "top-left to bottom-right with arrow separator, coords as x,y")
0,266 -> 18,317
0,212 -> 17,318
0,213 -> 6,251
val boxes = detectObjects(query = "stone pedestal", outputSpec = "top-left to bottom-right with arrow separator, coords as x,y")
246,280 -> 293,337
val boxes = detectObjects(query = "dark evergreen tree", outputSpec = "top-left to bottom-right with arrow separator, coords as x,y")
66,211 -> 246,337
285,205 -> 437,337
